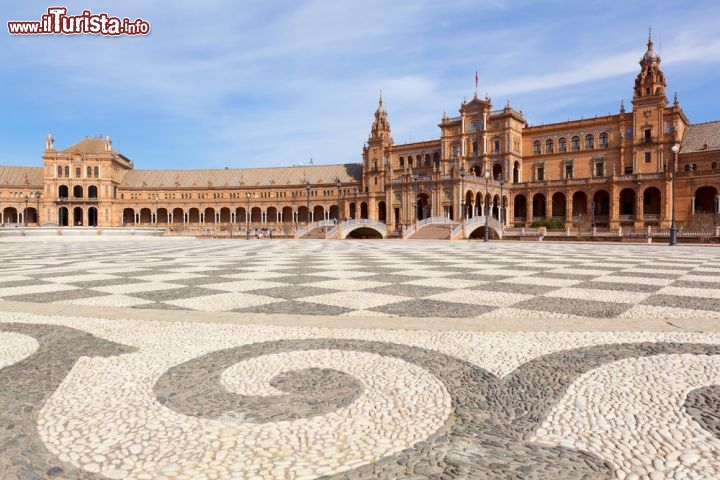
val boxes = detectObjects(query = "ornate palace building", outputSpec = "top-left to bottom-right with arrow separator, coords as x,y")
1,36 -> 719,238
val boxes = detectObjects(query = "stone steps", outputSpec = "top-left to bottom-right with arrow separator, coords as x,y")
409,224 -> 454,240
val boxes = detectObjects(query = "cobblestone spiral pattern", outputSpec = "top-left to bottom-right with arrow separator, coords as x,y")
0,323 -> 137,480
155,339 -> 720,479
685,384 -> 720,440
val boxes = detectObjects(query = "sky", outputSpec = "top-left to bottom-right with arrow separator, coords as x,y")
1,0 -> 719,170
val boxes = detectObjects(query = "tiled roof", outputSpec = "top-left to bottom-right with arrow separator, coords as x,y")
60,137 -> 110,154
0,166 -> 43,187
681,121 -> 720,153
120,163 -> 363,189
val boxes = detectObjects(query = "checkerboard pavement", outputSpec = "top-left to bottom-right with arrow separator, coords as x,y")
1,239 -> 720,319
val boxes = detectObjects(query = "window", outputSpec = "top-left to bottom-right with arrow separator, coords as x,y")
563,160 -> 574,179
644,129 -> 652,143
494,139 -> 500,153
57,166 -> 62,177
571,136 -> 580,151
452,145 -> 459,157
684,165 -> 691,172
712,161 -> 718,170
472,141 -> 478,155
558,137 -> 567,152
545,139 -> 553,154
408,157 -> 413,167
64,166 -> 70,177
625,166 -> 633,174
75,167 -> 81,178
425,154 -> 431,166
645,152 -> 652,163
470,120 -> 483,131
87,166 -> 92,177
595,162 -> 605,177
94,166 -> 99,178
533,141 -> 541,155
599,132 -> 608,148
399,157 -> 404,168
585,134 -> 594,149
536,164 -> 545,181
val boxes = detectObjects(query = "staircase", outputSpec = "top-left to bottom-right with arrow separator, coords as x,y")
408,224 -> 454,240
301,228 -> 328,239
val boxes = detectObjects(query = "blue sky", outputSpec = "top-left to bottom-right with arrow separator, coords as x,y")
2,1 -> 719,170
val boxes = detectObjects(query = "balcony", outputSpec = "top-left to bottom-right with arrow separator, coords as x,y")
55,196 -> 99,203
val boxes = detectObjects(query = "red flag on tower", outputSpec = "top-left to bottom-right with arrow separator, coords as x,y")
475,71 -> 479,96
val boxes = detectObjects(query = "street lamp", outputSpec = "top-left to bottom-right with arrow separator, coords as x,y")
591,200 -> 596,229
499,180 -> 505,227
353,186 -> 359,220
670,143 -> 680,246
23,195 -> 29,227
484,170 -> 490,242
306,181 -> 311,225
460,166 -> 466,221
336,178 -> 342,224
245,192 -> 251,240
55,198 -> 64,227
34,191 -> 42,226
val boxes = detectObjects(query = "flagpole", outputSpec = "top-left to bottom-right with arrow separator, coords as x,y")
475,71 -> 478,98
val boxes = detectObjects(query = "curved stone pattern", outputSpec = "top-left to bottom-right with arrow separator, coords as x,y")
0,331 -> 38,369
0,323 -> 137,480
685,384 -> 720,440
156,339 -> 720,479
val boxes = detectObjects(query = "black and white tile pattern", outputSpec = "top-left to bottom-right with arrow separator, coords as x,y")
1,239 -> 719,319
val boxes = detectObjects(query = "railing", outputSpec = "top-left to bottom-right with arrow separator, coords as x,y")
404,224 -> 416,238
451,215 -> 504,239
324,219 -> 389,239
293,219 -> 336,238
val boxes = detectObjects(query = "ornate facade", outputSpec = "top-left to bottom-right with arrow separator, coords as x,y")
1,36 -> 719,237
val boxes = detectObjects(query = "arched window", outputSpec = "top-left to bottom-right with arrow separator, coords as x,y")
712,161 -> 718,170
452,144 -> 459,157
408,157 -> 413,167
684,165 -> 691,172
57,165 -> 63,177
470,120 -> 483,131
425,154 -> 431,166
433,152 -> 440,166
571,136 -> 580,151
399,157 -> 404,168
533,141 -> 541,155
585,134 -> 594,149
558,137 -> 567,152
545,139 -> 553,153
599,132 -> 609,148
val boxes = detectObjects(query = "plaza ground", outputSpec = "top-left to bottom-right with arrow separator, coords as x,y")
1,238 -> 719,479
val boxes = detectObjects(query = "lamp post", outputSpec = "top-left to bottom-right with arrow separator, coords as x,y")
336,178 -> 342,224
591,200 -> 596,229
460,166 -> 466,221
412,173 -> 419,224
670,143 -> 679,246
56,198 -> 64,227
306,181 -> 311,225
245,192 -> 251,240
353,186 -> 359,220
499,180 -> 505,227
23,195 -> 29,227
484,170 -> 490,242
34,191 -> 42,226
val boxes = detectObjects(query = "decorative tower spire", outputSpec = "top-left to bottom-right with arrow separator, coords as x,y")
370,93 -> 391,141
633,31 -> 666,99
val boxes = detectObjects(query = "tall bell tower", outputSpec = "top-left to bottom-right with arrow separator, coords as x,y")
363,94 -> 393,193
631,32 -> 671,174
